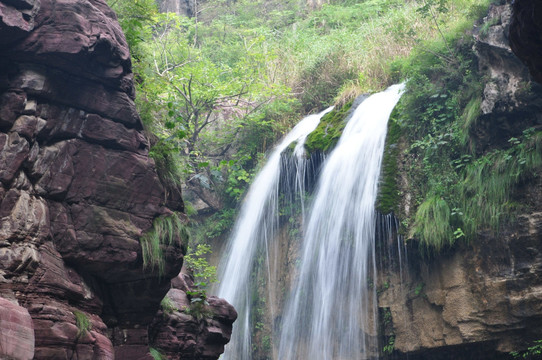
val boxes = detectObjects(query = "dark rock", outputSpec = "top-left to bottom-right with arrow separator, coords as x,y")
510,0 -> 542,83
472,2 -> 542,152
0,91 -> 26,129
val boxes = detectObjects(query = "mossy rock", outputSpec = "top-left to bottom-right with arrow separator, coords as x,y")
376,107 -> 402,214
304,100 -> 354,154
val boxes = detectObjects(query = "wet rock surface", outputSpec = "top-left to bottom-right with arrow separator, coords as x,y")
0,0 -> 234,358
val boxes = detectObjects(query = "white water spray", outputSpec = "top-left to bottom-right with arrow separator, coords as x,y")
217,107 -> 333,360
278,83 -> 405,359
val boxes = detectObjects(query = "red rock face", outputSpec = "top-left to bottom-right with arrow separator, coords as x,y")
149,272 -> 238,360
0,0 -> 236,359
0,298 -> 35,360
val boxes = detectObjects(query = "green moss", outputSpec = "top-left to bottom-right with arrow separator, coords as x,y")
376,109 -> 402,214
73,310 -> 91,338
304,100 -> 353,154
140,213 -> 188,276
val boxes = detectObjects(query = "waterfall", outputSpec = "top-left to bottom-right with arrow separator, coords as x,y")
217,83 -> 404,360
278,83 -> 405,359
217,107 -> 333,360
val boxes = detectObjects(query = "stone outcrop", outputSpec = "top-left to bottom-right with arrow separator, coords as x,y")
377,2 -> 542,358
0,0 -> 233,358
149,272 -> 237,359
471,1 -> 542,152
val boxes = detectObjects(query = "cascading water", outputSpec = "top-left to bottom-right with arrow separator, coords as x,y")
216,83 -> 404,360
278,83 -> 405,359
217,107 -> 333,360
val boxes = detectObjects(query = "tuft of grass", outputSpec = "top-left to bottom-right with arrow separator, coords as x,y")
409,195 -> 454,252
141,213 -> 188,276
460,96 -> 482,150
73,310 -> 92,338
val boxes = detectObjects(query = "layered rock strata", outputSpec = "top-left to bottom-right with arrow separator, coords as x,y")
0,0 -> 233,358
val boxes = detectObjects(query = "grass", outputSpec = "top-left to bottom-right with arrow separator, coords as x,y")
385,2 -> 542,253
459,131 -> 542,238
396,33 -> 542,252
409,195 -> 454,252
140,212 -> 188,276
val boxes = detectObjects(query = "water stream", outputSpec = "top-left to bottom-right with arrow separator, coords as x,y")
217,83 -> 404,359
217,107 -> 333,360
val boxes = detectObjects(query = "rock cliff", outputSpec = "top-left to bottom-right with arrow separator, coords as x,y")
377,2 -> 542,359
0,0 -> 235,358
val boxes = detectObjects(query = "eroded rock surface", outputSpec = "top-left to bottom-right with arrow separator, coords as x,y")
0,0 -> 234,359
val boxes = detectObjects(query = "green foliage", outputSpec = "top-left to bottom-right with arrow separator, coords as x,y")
304,101 -> 352,154
141,213 -> 188,276
459,130 -> 542,238
511,340 -> 542,359
182,244 -> 217,320
182,292 -> 213,320
149,347 -> 168,360
198,208 -> 236,240
392,7 -> 542,253
184,244 -> 217,286
73,310 -> 91,338
414,282 -> 426,297
383,335 -> 395,355
107,0 -> 157,60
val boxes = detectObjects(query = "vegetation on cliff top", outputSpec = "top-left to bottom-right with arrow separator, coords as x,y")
109,0 -> 534,258
387,11 -> 542,253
